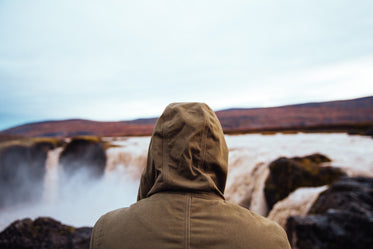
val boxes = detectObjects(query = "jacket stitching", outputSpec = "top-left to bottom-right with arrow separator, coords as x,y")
185,193 -> 191,249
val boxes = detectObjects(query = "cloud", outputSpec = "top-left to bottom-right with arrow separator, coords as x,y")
221,55 -> 373,108
0,0 -> 373,129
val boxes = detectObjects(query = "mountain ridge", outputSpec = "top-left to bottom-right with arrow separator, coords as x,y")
1,96 -> 373,137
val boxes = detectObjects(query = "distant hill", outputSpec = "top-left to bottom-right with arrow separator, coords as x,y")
1,96 -> 373,137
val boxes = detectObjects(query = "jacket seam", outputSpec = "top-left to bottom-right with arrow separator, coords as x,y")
185,193 -> 191,249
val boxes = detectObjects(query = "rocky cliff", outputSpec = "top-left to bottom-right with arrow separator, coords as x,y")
0,137 -> 107,208
59,137 -> 107,178
0,138 -> 61,207
264,153 -> 346,211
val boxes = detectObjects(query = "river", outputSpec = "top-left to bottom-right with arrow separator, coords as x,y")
0,133 -> 372,230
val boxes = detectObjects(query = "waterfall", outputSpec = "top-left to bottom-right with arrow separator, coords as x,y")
225,159 -> 269,215
43,147 -> 63,204
1,133 -> 372,231
267,186 -> 327,228
104,136 -> 150,180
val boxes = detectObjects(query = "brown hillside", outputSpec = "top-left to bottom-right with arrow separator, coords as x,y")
1,96 -> 372,137
216,96 -> 373,133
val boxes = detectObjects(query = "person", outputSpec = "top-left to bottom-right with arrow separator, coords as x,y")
90,102 -> 291,249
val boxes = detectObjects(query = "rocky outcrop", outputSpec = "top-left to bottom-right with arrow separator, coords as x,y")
264,153 -> 346,211
0,217 -> 92,249
0,139 -> 60,207
286,177 -> 373,249
59,137 -> 106,178
309,176 -> 373,216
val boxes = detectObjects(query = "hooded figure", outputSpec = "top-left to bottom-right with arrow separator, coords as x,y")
90,103 -> 291,249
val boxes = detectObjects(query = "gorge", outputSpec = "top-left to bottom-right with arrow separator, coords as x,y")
0,133 -> 372,249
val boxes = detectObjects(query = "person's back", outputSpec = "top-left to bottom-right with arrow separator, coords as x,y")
90,103 -> 291,249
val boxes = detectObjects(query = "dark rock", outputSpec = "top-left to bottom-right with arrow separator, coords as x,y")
0,140 -> 57,208
309,176 -> 373,217
292,153 -> 331,164
287,210 -> 373,249
264,153 -> 346,211
59,137 -> 106,178
286,177 -> 373,249
364,127 -> 373,137
0,217 -> 92,249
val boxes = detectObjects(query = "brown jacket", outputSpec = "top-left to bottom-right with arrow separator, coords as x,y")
90,103 -> 291,249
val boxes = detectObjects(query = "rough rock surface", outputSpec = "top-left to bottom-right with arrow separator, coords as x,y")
264,153 -> 346,210
0,217 -> 92,249
0,140 -> 57,207
286,177 -> 373,249
309,176 -> 373,216
59,137 -> 106,178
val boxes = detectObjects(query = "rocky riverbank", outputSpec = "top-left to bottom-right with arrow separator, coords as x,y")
0,217 -> 92,249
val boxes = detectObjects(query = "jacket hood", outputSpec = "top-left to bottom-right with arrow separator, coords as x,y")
137,103 -> 228,201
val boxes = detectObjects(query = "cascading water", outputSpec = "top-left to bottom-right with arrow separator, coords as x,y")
43,147 -> 63,204
104,136 -> 149,180
267,186 -> 327,228
0,133 -> 372,231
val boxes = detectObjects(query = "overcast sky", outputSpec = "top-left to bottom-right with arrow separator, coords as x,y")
1,0 -> 373,130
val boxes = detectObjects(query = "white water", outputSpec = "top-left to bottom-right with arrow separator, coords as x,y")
267,186 -> 327,228
0,133 -> 372,230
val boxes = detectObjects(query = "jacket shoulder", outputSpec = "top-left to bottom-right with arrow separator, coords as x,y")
90,207 -> 129,249
221,201 -> 291,249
